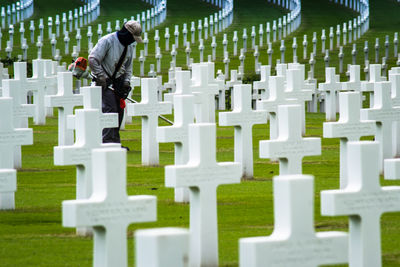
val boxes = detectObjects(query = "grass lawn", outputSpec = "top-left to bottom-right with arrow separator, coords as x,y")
0,0 -> 400,266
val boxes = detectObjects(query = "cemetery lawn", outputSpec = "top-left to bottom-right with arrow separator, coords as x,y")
1,0 -> 400,266
0,110 -> 399,266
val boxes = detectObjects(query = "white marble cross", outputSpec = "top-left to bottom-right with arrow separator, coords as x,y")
0,63 -> 9,95
29,59 -> 50,125
389,73 -> 400,157
240,174 -> 348,267
276,63 -> 287,78
389,67 -> 400,76
191,64 -> 219,123
45,72 -> 83,146
63,147 -> 156,267
219,84 -> 267,178
205,62 -> 225,96
164,70 -> 192,103
342,65 -> 362,92
253,65 -> 270,101
321,141 -> 400,267
135,227 -> 190,267
285,68 -> 313,134
386,67 -> 400,160
127,78 -> 172,166
67,85 -> 118,133
0,97 -> 32,209
256,76 -> 297,141
0,169 -> 16,210
2,73 -> 35,169
157,92 -> 194,203
55,107 -> 120,235
361,81 -> 400,173
216,71 -> 227,110
165,123 -> 241,267
361,64 -> 384,107
0,63 -> 9,81
384,158 -> 400,180
225,70 -> 242,109
43,59 -> 58,117
259,105 -> 321,175
10,62 -> 38,128
323,92 -> 376,188
319,67 -> 342,121
163,67 -> 178,98
289,63 -> 319,113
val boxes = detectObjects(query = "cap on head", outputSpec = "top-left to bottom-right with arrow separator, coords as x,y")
124,20 -> 143,43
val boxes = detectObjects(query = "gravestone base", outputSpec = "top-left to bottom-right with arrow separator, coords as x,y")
14,146 -> 22,169
384,159 -> 400,180
76,227 -> 93,237
175,187 -> 190,203
241,174 -> 254,180
46,107 -> 54,117
135,227 -> 189,267
0,193 -> 15,210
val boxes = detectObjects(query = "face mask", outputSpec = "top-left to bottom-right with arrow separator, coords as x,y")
117,26 -> 135,46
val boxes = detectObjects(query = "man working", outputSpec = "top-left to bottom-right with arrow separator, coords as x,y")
89,20 -> 143,148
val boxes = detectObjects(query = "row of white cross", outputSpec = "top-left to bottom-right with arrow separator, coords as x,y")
2,58 -> 400,266
0,59 -> 65,209
121,61 -> 400,266
1,0 -> 307,64
0,0 -> 34,27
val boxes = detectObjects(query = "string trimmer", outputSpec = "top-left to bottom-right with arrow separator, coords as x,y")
68,57 -> 173,125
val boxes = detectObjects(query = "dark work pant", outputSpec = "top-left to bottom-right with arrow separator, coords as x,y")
102,86 -> 124,143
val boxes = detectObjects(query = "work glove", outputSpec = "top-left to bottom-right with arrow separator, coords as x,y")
96,75 -> 108,90
119,81 -> 132,100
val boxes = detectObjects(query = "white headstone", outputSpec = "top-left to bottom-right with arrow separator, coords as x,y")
321,141 -> 400,267
219,84 -> 267,178
164,70 -> 192,103
0,169 -> 16,210
127,78 -> 172,166
66,86 -> 118,132
324,92 -> 376,187
256,76 -> 297,141
285,69 -> 313,134
319,67 -> 342,121
43,59 -> 58,117
205,62 -> 225,111
225,70 -> 242,109
360,81 -> 400,173
165,123 -> 241,267
9,62 -> 38,128
259,105 -> 321,175
240,174 -> 348,267
157,92 -> 194,203
135,227 -> 189,267
45,72 -> 83,146
276,63 -> 287,78
55,107 -> 120,235
2,66 -> 35,169
253,65 -> 270,101
342,65 -> 362,92
191,64 -> 219,123
63,147 -> 156,266
29,59 -> 50,125
389,72 -> 400,157
361,64 -> 384,107
384,158 -> 400,180
0,97 -> 32,209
